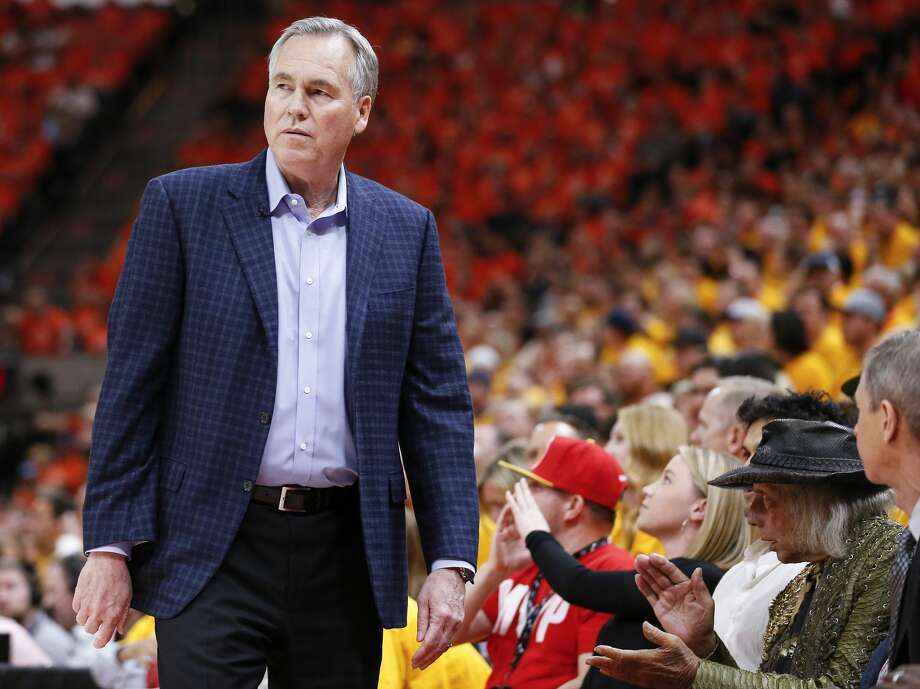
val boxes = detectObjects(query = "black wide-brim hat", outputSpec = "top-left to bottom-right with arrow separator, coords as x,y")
709,418 -> 884,491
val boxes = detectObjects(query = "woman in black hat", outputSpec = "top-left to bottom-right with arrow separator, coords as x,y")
586,419 -> 899,689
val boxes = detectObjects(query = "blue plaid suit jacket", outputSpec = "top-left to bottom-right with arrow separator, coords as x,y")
82,149 -> 478,627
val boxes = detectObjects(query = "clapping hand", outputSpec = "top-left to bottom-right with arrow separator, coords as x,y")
490,503 -> 533,577
505,480 -> 551,539
587,621 -> 699,689
634,554 -> 717,658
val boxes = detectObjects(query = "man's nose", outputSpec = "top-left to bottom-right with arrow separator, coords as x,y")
288,90 -> 309,119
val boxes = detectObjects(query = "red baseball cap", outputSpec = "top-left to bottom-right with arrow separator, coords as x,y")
499,436 -> 628,510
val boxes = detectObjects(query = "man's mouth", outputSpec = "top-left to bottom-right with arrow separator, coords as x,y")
283,129 -> 310,137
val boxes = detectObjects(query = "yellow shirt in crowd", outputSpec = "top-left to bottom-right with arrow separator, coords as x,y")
379,598 -> 490,689
477,513 -> 495,570
783,350 -> 835,396
811,323 -> 847,371
124,615 -> 155,643
881,221 -> 920,268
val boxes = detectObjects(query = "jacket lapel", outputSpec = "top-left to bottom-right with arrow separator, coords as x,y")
893,541 -> 920,661
344,172 -> 385,415
223,149 -> 278,363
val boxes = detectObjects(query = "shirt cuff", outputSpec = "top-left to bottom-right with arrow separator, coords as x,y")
431,559 -> 476,575
87,542 -> 134,560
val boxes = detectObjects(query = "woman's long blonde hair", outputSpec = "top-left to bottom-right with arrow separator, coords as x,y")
615,404 -> 688,549
679,446 -> 752,570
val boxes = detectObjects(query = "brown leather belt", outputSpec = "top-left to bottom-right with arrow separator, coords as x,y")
251,484 -> 357,513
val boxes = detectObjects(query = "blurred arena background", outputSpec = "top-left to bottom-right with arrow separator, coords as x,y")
2,0 -> 920,686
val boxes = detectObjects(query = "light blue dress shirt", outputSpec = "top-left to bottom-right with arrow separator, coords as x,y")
259,148 -> 356,488
94,150 -> 473,574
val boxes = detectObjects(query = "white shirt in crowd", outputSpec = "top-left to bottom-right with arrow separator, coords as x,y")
712,539 -> 807,670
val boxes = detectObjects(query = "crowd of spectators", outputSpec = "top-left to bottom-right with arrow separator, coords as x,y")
4,1 -> 920,688
0,0 -> 173,227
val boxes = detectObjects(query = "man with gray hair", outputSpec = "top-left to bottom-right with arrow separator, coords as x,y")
74,17 -> 478,688
689,375 -> 779,459
855,330 -> 920,684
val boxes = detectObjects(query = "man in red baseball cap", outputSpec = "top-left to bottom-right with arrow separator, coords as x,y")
453,437 -> 633,689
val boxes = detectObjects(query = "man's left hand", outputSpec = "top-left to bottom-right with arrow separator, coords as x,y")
412,568 -> 466,670
586,621 -> 700,689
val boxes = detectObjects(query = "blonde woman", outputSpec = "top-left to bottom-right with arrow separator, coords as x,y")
506,446 -> 751,689
606,404 -> 689,556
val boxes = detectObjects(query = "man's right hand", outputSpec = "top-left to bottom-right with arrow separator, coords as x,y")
490,504 -> 533,577
73,552 -> 133,648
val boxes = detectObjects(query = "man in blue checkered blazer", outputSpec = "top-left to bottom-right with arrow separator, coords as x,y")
74,17 -> 478,689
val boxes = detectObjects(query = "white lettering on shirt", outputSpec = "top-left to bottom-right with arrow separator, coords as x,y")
493,580 -> 571,642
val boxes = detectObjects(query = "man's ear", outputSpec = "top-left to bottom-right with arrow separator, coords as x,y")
727,423 -> 747,458
353,95 -> 372,136
881,399 -> 899,444
565,493 -> 586,523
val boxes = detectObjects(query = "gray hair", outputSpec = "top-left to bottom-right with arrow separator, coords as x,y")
714,376 -> 780,428
780,484 -> 891,559
863,330 -> 920,440
267,17 -> 379,102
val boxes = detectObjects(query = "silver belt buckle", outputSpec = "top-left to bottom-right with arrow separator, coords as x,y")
278,485 -> 308,512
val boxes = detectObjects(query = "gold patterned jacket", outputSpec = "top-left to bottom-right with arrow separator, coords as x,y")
693,515 -> 900,689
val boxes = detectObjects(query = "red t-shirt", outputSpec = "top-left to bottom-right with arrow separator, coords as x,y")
483,543 -> 634,689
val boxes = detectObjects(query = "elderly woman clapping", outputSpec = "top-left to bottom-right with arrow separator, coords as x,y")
587,419 -> 899,689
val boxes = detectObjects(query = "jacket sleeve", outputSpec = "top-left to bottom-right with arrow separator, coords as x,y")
693,542 -> 892,689
526,530 -> 639,614
82,177 -> 184,550
398,209 -> 477,569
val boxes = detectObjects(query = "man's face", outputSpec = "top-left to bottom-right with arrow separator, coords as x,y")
569,385 -> 611,423
690,389 -> 733,454
746,484 -> 816,563
0,568 -> 31,620
853,381 -> 891,487
264,34 -> 371,180
791,291 -> 825,336
686,367 -> 719,425
528,481 -> 569,533
842,313 -> 879,349
739,417 -> 769,464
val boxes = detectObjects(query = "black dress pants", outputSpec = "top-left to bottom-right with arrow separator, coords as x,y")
156,492 -> 383,689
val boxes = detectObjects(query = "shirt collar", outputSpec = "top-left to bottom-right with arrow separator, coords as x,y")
265,147 -> 347,220
909,497 -> 920,541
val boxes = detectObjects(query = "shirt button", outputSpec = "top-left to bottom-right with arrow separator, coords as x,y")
305,331 -> 313,339
242,480 -> 253,492
258,412 -> 271,425
300,442 -> 307,451
306,277 -> 314,285
303,386 -> 311,395
290,198 -> 299,206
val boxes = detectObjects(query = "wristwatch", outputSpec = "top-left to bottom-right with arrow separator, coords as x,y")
447,567 -> 475,584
